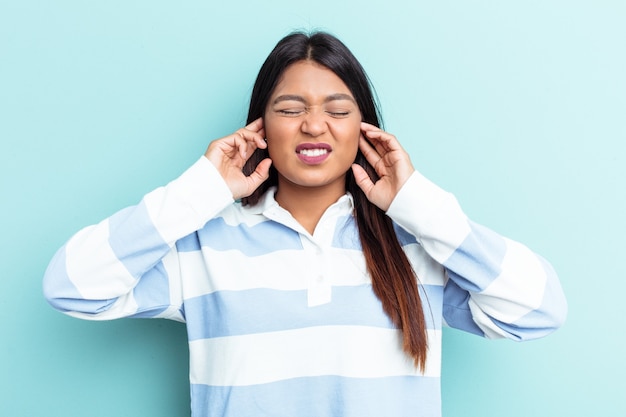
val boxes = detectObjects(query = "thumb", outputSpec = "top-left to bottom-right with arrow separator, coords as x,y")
351,163 -> 375,197
246,158 -> 272,191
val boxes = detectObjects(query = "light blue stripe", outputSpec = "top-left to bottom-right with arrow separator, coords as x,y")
331,215 -> 419,250
443,220 -> 506,292
129,261 -> 171,318
442,278 -> 484,336
43,245 -> 116,314
185,284 -> 443,341
394,222 -> 419,246
331,215 -> 360,249
191,217 -> 303,256
176,232 -> 201,252
191,375 -> 441,417
108,202 -> 171,279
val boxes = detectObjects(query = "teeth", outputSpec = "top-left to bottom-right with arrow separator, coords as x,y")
299,149 -> 328,157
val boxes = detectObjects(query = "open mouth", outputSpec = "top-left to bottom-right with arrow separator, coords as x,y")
298,148 -> 328,157
295,143 -> 332,164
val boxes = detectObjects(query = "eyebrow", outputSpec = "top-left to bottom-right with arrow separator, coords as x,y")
272,93 -> 356,105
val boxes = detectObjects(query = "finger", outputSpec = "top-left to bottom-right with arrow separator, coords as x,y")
244,118 -> 267,147
245,117 -> 264,133
245,158 -> 272,192
351,163 -> 375,197
360,124 -> 391,156
358,135 -> 383,169
231,132 -> 249,160
363,131 -> 395,155
243,123 -> 268,146
360,123 -> 401,154
360,121 -> 379,132
235,128 -> 268,159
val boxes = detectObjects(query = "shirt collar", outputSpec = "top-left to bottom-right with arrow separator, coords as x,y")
242,187 -> 354,218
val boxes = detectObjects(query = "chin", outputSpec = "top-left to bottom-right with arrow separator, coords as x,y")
280,174 -> 347,190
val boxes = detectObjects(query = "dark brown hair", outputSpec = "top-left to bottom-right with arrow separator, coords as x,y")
242,31 -> 428,370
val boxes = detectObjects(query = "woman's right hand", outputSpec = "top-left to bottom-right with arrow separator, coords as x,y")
204,117 -> 272,200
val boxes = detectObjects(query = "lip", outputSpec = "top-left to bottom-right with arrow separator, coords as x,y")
295,142 -> 332,165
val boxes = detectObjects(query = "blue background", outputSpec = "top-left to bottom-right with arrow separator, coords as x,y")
1,1 -> 624,416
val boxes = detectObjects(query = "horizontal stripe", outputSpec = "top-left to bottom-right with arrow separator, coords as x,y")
177,242 -> 445,301
192,217 -> 303,256
330,214 -> 419,250
177,247 -> 368,296
189,326 -> 442,386
181,211 -> 420,253
185,284 -> 443,340
443,220 -> 506,292
191,375 -> 441,417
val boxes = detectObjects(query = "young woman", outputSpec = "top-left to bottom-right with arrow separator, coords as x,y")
43,32 -> 567,417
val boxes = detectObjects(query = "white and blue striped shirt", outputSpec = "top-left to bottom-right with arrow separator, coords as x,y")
43,157 -> 567,417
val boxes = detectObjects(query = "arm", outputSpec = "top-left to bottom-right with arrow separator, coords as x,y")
43,157 -> 234,320
353,123 -> 567,340
387,171 -> 567,340
43,119 -> 271,320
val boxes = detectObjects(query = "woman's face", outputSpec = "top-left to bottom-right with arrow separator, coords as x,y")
264,60 -> 362,194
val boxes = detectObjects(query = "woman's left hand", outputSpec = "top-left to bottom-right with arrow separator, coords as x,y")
351,122 -> 415,212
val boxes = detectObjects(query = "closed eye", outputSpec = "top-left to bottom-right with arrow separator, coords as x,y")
276,109 -> 305,116
326,111 -> 351,117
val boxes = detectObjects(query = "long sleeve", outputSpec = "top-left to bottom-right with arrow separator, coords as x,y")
43,157 -> 234,321
386,171 -> 567,340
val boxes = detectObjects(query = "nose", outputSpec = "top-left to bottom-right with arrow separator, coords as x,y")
300,109 -> 328,137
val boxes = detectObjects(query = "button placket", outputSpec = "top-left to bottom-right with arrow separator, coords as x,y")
302,239 -> 332,307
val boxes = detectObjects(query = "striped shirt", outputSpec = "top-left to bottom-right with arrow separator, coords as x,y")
43,156 -> 567,417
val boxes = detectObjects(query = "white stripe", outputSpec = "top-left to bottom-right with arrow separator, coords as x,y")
179,245 -> 446,299
180,248 -> 368,296
66,222 -> 136,299
423,208 -> 470,263
471,238 -> 547,323
404,243 -> 447,287
189,326 -> 441,386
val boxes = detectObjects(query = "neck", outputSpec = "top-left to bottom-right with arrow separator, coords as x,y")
275,178 -> 346,235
